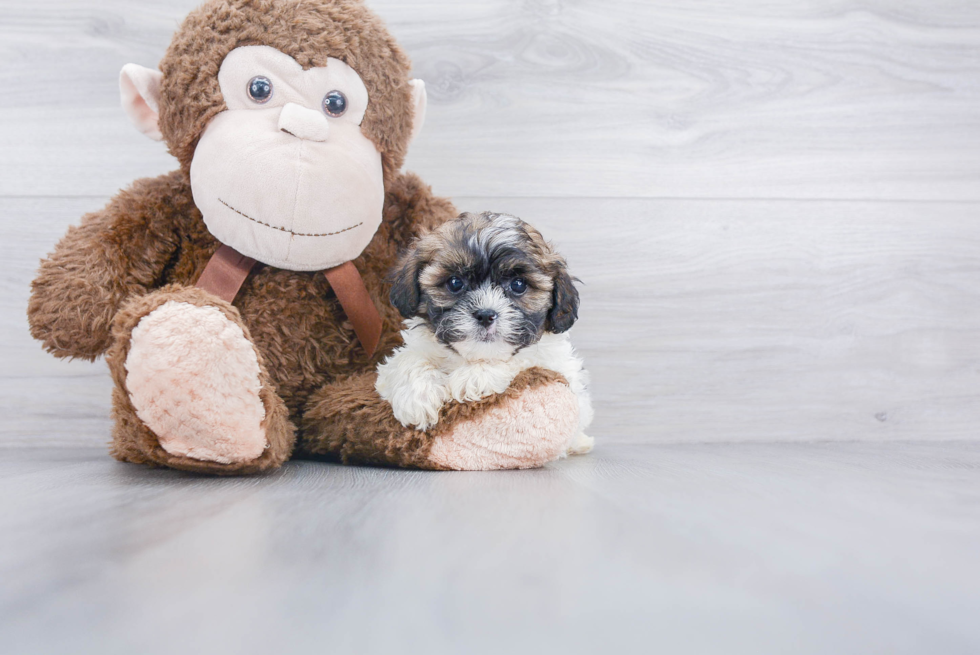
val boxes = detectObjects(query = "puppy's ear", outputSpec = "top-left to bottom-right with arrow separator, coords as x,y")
547,265 -> 580,333
389,250 -> 423,319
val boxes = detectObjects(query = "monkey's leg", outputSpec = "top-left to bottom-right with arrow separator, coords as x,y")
106,285 -> 295,475
299,368 -> 579,471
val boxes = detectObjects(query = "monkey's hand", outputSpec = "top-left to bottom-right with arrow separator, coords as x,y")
375,348 -> 449,431
28,173 -> 183,360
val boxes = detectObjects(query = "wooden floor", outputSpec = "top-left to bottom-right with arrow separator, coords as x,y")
2,0 -> 980,652
3,443 -> 980,654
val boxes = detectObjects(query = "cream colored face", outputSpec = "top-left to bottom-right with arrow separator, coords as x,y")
189,46 -> 384,271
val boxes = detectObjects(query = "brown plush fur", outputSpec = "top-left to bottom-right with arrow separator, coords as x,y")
29,168 -> 452,401
29,168 -> 455,456
27,0 -> 575,473
28,173 -> 191,360
300,367 -> 570,470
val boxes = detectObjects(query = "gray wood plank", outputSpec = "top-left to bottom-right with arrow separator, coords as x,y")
0,0 -> 978,199
468,196 -> 980,442
5,196 -> 980,446
1,442 -> 978,654
1,197 -> 114,447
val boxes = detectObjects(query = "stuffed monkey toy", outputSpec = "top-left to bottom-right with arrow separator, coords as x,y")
28,0 -> 581,474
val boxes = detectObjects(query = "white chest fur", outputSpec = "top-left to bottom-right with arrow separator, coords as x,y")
375,318 -> 594,444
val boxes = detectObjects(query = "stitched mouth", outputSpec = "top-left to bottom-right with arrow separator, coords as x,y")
218,198 -> 363,237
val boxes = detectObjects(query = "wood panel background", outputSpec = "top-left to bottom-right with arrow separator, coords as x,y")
2,0 -> 979,445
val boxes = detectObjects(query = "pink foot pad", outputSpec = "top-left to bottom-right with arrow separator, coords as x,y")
125,301 -> 267,464
428,381 -> 579,470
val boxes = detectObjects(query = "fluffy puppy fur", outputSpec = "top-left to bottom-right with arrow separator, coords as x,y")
376,212 -> 594,454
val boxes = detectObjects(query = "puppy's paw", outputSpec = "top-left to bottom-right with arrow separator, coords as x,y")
391,391 -> 446,431
446,361 -> 516,403
567,432 -> 595,455
376,360 -> 448,431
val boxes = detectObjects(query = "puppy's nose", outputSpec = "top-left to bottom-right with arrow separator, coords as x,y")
474,309 -> 497,327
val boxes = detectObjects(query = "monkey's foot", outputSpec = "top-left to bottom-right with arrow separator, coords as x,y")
108,286 -> 294,474
125,300 -> 267,463
427,370 -> 580,471
298,367 -> 579,471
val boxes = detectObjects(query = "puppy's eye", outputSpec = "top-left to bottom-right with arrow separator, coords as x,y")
446,276 -> 465,293
323,90 -> 348,117
247,76 -> 273,103
510,278 -> 527,295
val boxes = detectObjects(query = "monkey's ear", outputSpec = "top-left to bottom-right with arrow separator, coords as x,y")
389,251 -> 423,319
408,79 -> 427,143
547,267 -> 580,334
119,64 -> 164,141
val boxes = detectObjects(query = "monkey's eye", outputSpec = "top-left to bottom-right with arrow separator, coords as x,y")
510,278 -> 528,295
247,76 -> 273,103
323,90 -> 348,117
446,276 -> 465,293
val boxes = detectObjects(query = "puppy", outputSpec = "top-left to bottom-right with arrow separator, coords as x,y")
376,211 -> 594,455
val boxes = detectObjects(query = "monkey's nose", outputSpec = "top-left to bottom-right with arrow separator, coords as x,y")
278,103 -> 330,142
474,309 -> 497,327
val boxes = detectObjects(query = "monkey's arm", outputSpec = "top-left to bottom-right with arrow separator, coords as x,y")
28,172 -> 186,360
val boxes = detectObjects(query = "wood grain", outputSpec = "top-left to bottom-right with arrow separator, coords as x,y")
458,197 -> 980,443
5,196 -> 980,446
0,0 -> 977,199
1,442 -> 978,653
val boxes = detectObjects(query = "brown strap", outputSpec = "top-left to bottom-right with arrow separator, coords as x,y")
195,245 -> 382,357
323,261 -> 382,357
195,244 -> 256,303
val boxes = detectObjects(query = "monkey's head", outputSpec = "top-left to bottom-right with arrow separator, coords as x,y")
119,0 -> 426,271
